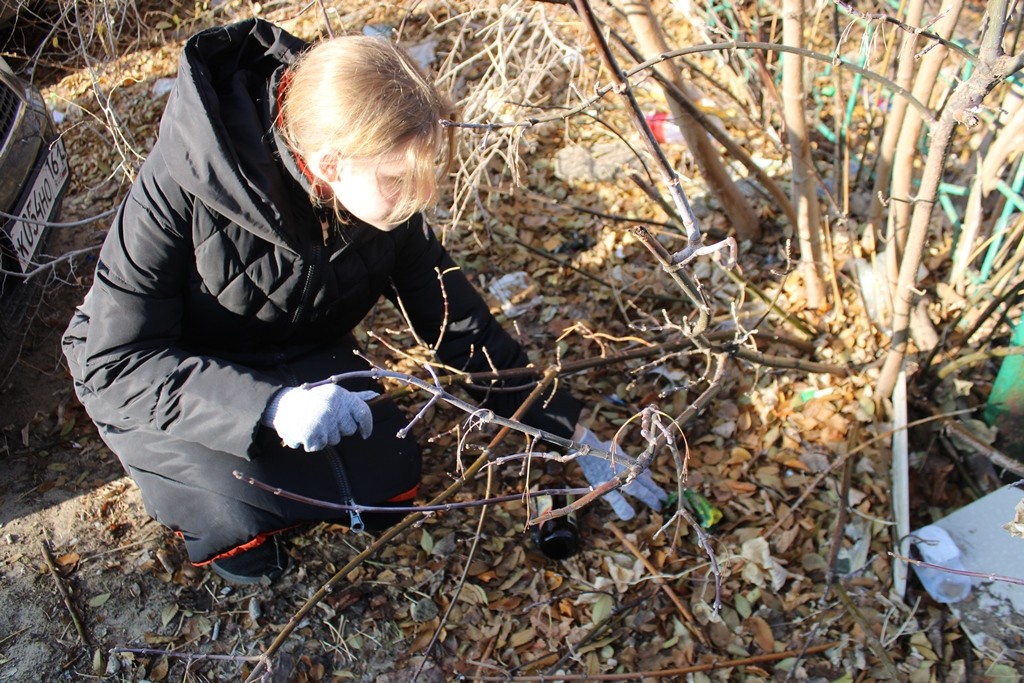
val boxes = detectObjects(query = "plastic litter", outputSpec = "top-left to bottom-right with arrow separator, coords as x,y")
644,111 -> 684,144
910,525 -> 973,603
486,271 -> 542,318
683,489 -> 722,529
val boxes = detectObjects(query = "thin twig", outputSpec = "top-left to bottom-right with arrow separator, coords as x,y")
604,521 -> 708,645
3,246 -> 102,281
937,413 -> 1024,479
890,553 -> 1024,586
732,347 -> 848,376
40,538 -> 91,647
440,41 -> 937,134
935,346 -> 1024,381
412,465 -> 496,683
762,409 -> 975,538
110,648 -> 264,666
831,0 -> 977,63
530,590 -> 658,677
825,445 -> 855,590
234,475 -> 592,517
833,584 -> 902,679
720,266 -> 820,340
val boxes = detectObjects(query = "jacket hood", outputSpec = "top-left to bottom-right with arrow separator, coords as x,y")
157,19 -> 308,248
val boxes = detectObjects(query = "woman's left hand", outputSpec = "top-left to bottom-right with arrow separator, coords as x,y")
571,426 -> 667,521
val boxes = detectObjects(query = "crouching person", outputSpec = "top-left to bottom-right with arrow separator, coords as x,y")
63,19 -> 664,585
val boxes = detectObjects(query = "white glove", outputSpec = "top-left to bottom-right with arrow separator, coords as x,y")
263,384 -> 378,451
574,426 -> 667,521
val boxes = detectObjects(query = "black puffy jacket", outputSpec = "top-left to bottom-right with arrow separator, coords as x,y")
62,19 -> 581,515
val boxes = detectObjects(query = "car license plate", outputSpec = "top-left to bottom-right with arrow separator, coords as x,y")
9,137 -> 70,273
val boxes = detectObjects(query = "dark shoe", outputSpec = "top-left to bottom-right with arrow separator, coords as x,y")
210,539 -> 290,585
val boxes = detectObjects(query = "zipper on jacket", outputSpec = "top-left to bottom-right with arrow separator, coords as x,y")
281,367 -> 363,532
326,446 -> 364,532
291,242 -> 320,326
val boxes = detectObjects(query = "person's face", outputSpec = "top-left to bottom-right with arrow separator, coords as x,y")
311,151 -> 409,231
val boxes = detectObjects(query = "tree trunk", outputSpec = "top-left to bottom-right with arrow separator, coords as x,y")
867,0 -> 925,326
867,0 -> 924,237
875,0 -> 1018,398
622,0 -> 761,242
782,0 -> 827,309
888,0 -> 965,255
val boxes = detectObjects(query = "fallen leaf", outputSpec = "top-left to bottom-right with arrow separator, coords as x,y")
149,655 -> 169,682
591,594 -> 613,625
88,593 -> 111,608
457,583 -> 488,606
161,603 -> 179,627
1004,499 -> 1024,540
510,626 -> 535,648
741,537 -> 801,591
726,481 -> 757,494
747,615 -> 774,652
420,528 -> 434,554
492,596 -> 522,611
57,552 -> 80,566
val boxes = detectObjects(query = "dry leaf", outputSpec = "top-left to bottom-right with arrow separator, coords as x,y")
492,596 -> 522,611
1004,498 -> 1024,540
741,537 -> 800,592
420,528 -> 434,554
604,556 -> 642,593
149,655 -> 169,682
457,583 -> 488,606
509,626 -> 535,648
747,616 -> 774,652
57,552 -> 80,566
87,592 -> 111,608
161,603 -> 179,627
591,594 -> 613,625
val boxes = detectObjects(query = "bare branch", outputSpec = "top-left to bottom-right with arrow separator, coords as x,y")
832,0 -> 978,63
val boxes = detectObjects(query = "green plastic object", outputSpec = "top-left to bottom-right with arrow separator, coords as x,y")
683,489 -> 723,529
984,319 -> 1024,460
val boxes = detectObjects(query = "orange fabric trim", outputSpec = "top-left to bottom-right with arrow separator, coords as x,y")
384,483 -> 420,503
187,525 -> 298,567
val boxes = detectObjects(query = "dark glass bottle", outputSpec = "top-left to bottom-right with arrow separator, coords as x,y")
530,461 -> 581,560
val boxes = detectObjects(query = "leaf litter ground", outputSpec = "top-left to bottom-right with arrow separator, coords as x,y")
1,3 -> 1021,682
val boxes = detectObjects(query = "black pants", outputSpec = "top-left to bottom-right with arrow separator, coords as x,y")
120,393 -> 422,564
100,346 -> 423,564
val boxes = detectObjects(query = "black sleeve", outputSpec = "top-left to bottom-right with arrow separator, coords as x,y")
384,217 -> 582,440
62,159 -> 280,459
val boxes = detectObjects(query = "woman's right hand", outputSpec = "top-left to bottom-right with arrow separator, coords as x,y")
263,384 -> 378,451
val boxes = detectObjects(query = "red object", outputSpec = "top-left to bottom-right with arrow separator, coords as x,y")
644,111 -> 684,144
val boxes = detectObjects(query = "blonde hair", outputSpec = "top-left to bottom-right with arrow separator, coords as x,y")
279,35 -> 453,225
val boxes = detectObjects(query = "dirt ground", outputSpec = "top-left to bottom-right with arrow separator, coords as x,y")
0,228 -> 694,683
